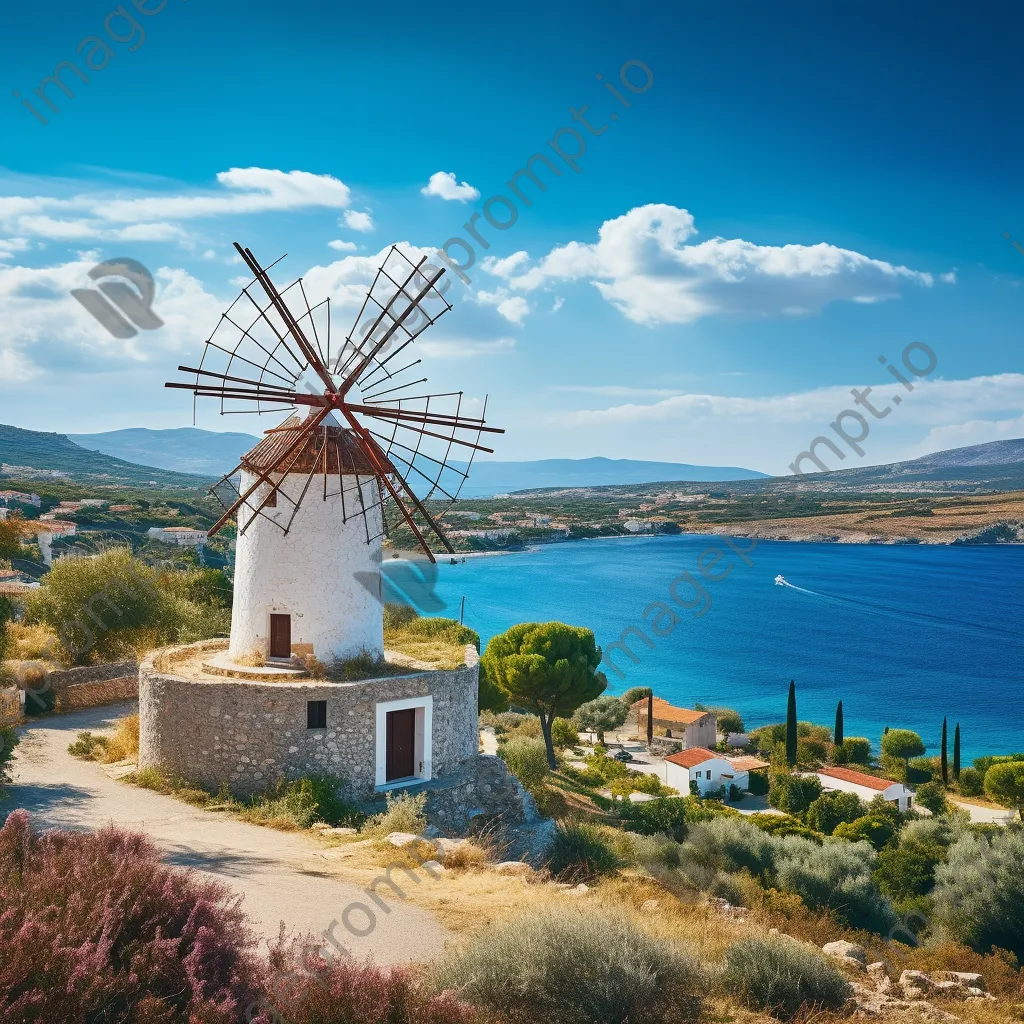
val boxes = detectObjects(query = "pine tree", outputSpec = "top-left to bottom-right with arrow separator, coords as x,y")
941,716 -> 949,786
834,700 -> 844,747
953,723 -> 961,781
786,680 -> 797,766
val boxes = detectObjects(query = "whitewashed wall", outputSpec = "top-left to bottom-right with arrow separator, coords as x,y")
229,471 -> 384,662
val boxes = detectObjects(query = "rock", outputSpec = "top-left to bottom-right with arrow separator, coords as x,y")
561,883 -> 589,896
933,972 -> 985,992
320,826 -> 358,836
420,860 -> 446,874
899,970 -> 936,999
866,962 -> 891,994
434,837 -> 471,859
385,831 -> 422,847
640,899 -> 660,912
967,988 -> 995,1002
493,861 -> 533,876
823,940 -> 867,969
423,825 -> 442,839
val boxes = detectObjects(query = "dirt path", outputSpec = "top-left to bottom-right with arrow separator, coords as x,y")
5,703 -> 448,963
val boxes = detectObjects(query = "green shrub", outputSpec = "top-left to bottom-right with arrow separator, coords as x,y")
932,828 -> 1024,959
67,731 -> 110,759
619,686 -> 652,707
430,904 -> 704,1024
748,813 -> 821,841
768,771 -> 822,815
499,736 -> 549,791
914,781 -> 948,815
833,814 -> 897,851
957,766 -> 984,796
840,737 -> 871,764
805,791 -> 863,835
721,936 -> 851,1020
984,762 -> 1024,817
242,775 -> 365,830
548,821 -> 619,881
775,836 -> 897,934
619,797 -> 689,841
874,835 -> 944,903
684,817 -> 778,883
363,791 -> 427,837
0,725 -> 18,787
907,756 -> 937,784
609,830 -> 681,869
746,769 -> 769,796
551,717 -> 579,748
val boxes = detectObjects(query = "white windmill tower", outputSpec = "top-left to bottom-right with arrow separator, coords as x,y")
167,243 -> 502,665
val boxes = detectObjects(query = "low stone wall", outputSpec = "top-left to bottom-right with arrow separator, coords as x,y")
139,640 -> 479,799
419,753 -> 528,834
15,661 -> 139,714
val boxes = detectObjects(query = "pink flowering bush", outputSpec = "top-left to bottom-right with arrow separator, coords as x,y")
0,809 -> 269,1023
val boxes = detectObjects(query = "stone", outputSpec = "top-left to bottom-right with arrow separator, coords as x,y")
640,899 -> 660,912
385,832 -> 422,847
899,970 -> 936,999
435,837 -> 471,859
420,860 -> 446,874
823,940 -> 867,968
493,861 -> 533,876
320,826 -> 359,836
933,972 -> 985,992
560,883 -> 589,896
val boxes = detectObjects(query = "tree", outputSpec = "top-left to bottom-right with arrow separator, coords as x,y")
785,681 -> 797,767
952,724 -> 961,781
984,762 -> 1024,820
768,771 -> 821,816
832,815 -> 897,852
914,781 -> 948,816
711,706 -> 744,737
0,595 -> 14,663
573,695 -> 628,745
957,766 -> 983,796
834,701 -> 844,747
805,791 -> 863,835
940,717 -> 948,786
881,729 -> 925,779
841,737 -> 871,765
498,736 -> 549,791
481,622 -> 606,768
0,515 -> 26,562
620,686 -> 653,707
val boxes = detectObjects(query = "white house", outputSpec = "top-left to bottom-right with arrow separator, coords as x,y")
814,765 -> 915,812
665,747 -> 769,796
629,698 -> 718,748
147,527 -> 208,548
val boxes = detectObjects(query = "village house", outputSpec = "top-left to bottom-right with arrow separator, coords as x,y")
147,526 -> 208,548
814,765 -> 915,812
0,490 -> 42,508
664,747 -> 770,797
108,504 -> 135,513
628,697 -> 718,748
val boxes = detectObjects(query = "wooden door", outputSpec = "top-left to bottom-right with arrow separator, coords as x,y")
386,708 -> 416,781
269,614 -> 291,659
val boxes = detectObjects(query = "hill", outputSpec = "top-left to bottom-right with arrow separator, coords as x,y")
454,456 -> 768,496
69,427 -> 262,478
0,425 -> 213,488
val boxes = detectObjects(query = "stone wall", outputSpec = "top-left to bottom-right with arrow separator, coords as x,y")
16,661 -> 139,714
419,753 -> 529,834
139,640 -> 478,799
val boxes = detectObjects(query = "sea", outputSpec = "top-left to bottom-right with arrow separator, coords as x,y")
424,535 -> 1024,762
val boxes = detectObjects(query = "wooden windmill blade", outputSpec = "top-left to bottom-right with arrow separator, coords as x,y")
166,242 -> 503,558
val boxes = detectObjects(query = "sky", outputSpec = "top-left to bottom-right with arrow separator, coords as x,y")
2,0 -> 1024,475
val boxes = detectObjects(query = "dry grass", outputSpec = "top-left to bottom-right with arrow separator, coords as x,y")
442,841 -> 490,872
384,635 -> 467,669
6,624 -> 59,662
101,713 -> 139,763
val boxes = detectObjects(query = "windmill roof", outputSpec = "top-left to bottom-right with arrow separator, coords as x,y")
242,415 -> 378,476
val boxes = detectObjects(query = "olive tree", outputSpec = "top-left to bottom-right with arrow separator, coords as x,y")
984,762 -> 1024,821
481,622 -> 606,768
573,695 -> 628,744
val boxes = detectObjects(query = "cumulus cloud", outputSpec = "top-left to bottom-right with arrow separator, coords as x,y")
0,256 -> 223,379
328,239 -> 358,251
475,288 -> 529,325
421,171 -> 481,202
486,204 -> 940,325
343,210 -> 374,232
417,336 -> 516,359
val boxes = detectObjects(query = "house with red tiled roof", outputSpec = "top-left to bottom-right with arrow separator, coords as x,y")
664,746 -> 769,797
628,697 -> 717,748
814,765 -> 915,812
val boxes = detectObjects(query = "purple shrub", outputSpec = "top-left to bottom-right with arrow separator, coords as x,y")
257,937 -> 477,1024
0,810 -> 271,1023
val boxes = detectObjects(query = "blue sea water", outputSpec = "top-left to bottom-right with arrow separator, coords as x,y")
427,536 -> 1024,762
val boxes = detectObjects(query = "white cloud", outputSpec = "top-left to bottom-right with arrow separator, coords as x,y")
417,336 -> 516,359
940,270 -> 957,284
343,210 -> 374,233
475,288 -> 529,325
0,168 -> 354,245
0,237 -> 30,260
488,204 -> 939,326
551,384 -> 684,397
328,239 -> 358,252
421,171 -> 481,202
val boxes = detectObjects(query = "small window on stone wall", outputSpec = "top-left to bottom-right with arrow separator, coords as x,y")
307,700 -> 327,729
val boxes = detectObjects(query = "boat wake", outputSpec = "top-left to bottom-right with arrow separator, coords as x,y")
775,575 -> 1019,642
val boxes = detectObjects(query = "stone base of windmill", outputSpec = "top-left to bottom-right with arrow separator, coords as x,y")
137,639 -> 538,842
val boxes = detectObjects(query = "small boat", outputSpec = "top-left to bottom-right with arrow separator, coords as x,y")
774,574 -> 787,586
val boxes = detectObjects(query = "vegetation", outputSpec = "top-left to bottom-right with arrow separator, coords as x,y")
880,728 -> 926,781
499,736 -> 550,791
572,695 -> 628,744
0,725 -> 17,790
785,680 -> 797,765
363,790 -> 427,837
721,936 -> 851,1020
481,622 -> 606,768
984,761 -> 1024,818
548,821 -> 620,881
383,604 -> 480,668
803,790 -> 863,835
430,904 -> 704,1024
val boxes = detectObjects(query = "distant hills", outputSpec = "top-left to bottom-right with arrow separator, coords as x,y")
0,425 -> 212,489
70,427 -> 261,478
454,457 -> 769,496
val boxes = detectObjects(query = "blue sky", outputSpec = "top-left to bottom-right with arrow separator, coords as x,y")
3,0 -> 1024,474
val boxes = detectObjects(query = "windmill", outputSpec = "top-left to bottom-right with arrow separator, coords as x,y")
166,242 -> 502,663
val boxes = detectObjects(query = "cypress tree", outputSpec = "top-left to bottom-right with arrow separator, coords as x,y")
941,717 -> 949,785
884,725 -> 889,735
953,723 -> 961,780
834,700 -> 844,747
786,680 -> 797,766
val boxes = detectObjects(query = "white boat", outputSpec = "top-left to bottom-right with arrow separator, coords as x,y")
774,574 -> 787,586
